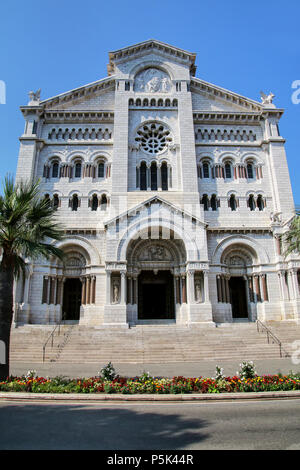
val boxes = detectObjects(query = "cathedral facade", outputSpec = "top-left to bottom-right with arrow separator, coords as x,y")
14,40 -> 300,327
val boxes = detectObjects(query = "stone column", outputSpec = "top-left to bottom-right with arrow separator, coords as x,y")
216,275 -> 222,302
106,271 -> 111,304
221,276 -> 226,303
203,271 -> 209,303
175,276 -> 181,304
121,271 -> 126,305
225,276 -> 230,304
91,276 -> 96,304
81,277 -> 86,305
127,276 -> 132,305
181,275 -> 187,303
254,275 -> 261,302
187,271 -> 195,304
291,269 -> 300,299
261,274 -> 269,302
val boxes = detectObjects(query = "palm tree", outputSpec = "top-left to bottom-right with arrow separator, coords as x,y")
0,176 -> 64,380
282,207 -> 300,257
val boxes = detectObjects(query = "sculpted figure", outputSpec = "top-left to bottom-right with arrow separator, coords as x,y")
260,91 -> 275,105
28,88 -> 41,105
112,282 -> 120,304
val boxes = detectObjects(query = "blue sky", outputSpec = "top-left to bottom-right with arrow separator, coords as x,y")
0,0 -> 299,203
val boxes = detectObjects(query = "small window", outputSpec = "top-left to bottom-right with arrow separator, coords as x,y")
151,162 -> 158,191
247,163 -> 254,179
100,194 -> 108,211
52,162 -> 59,178
211,194 -> 218,211
91,195 -> 98,211
75,162 -> 82,178
248,194 -> 256,211
140,162 -> 147,191
229,194 -> 237,211
257,195 -> 264,211
202,162 -> 209,179
53,194 -> 59,210
71,194 -> 79,211
98,162 -> 105,178
201,194 -> 209,211
225,163 -> 232,179
161,163 -> 168,191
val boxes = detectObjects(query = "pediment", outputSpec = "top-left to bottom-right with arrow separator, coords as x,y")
191,78 -> 263,113
108,39 -> 197,75
41,77 -> 115,110
104,196 -> 206,229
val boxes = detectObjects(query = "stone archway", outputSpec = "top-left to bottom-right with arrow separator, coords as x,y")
126,232 -> 186,322
219,243 -> 260,321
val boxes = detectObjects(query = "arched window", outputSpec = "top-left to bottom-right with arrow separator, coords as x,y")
247,163 -> 254,179
91,194 -> 98,211
225,162 -> 232,179
136,98 -> 141,106
74,162 -> 82,178
128,98 -> 134,106
229,194 -> 237,211
248,194 -> 256,211
150,162 -> 158,190
100,194 -> 108,211
52,161 -> 59,178
140,162 -> 147,191
98,162 -> 105,178
143,98 -> 149,106
150,99 -> 156,107
202,162 -> 210,178
161,162 -> 168,191
201,194 -> 209,211
53,194 -> 59,210
211,194 -> 218,211
71,194 -> 79,211
44,194 -> 51,206
257,195 -> 265,211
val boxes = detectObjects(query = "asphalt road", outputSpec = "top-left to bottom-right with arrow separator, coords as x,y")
0,398 -> 300,450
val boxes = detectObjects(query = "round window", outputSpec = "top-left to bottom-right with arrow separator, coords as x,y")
135,122 -> 172,155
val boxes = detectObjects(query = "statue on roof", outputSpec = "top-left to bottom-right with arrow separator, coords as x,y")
260,91 -> 275,106
28,88 -> 41,105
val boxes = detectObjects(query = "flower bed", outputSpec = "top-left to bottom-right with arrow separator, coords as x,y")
1,373 -> 300,394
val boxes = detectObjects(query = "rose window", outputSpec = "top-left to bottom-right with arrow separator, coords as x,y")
135,123 -> 172,154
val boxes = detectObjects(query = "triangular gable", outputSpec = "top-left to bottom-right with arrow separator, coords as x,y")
40,76 -> 115,110
104,195 -> 207,229
191,77 -> 263,113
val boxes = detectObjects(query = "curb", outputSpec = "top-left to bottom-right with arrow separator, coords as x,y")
1,390 -> 300,402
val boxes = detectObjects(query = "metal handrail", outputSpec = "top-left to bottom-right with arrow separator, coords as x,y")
42,314 -> 65,362
256,320 -> 290,358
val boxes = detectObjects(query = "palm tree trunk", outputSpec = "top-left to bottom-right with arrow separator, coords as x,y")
0,254 -> 14,381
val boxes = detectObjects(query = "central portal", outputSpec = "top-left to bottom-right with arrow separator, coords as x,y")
138,270 -> 175,320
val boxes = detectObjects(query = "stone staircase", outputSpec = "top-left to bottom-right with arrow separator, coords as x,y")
9,320 -> 300,364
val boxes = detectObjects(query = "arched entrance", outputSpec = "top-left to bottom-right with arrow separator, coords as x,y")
138,270 -> 174,319
62,278 -> 82,320
229,276 -> 248,319
222,245 -> 257,321
126,231 -> 186,322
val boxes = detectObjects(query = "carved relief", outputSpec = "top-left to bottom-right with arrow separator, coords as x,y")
138,244 -> 172,261
134,68 -> 171,93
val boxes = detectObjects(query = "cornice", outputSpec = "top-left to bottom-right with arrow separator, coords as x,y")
42,110 -> 114,124
193,110 -> 284,125
108,39 -> 197,75
39,77 -> 115,110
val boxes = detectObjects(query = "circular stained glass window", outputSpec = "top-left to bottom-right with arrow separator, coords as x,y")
135,122 -> 172,154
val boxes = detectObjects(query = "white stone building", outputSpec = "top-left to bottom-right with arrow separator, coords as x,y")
14,39 -> 300,327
